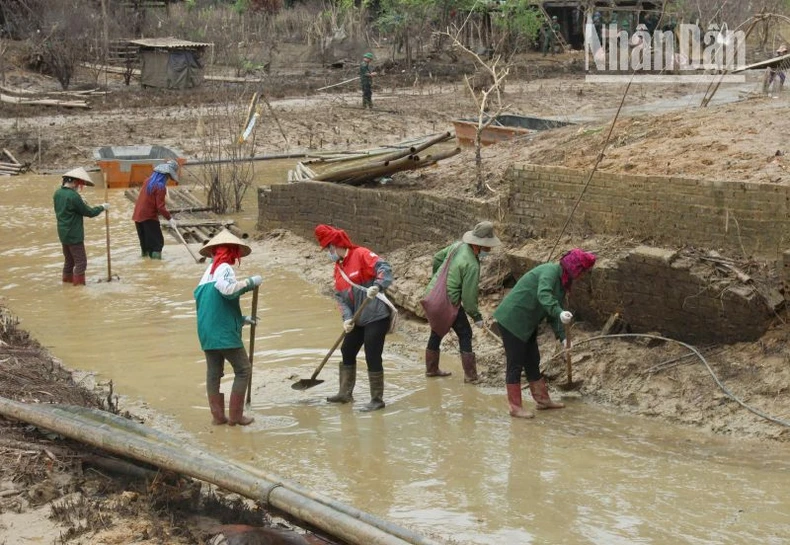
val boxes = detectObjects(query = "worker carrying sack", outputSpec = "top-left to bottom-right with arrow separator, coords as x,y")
420,243 -> 461,337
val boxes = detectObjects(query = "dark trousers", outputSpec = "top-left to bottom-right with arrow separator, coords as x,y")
135,220 -> 164,255
341,317 -> 389,372
204,347 -> 251,396
426,306 -> 473,353
62,243 -> 88,276
501,326 -> 542,384
361,82 -> 372,108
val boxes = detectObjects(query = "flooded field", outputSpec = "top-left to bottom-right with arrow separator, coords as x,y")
1,172 -> 789,544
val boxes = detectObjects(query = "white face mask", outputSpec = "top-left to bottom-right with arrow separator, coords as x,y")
328,246 -> 341,262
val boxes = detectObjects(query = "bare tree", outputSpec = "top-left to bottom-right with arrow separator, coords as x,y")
441,27 -> 510,195
198,93 -> 258,214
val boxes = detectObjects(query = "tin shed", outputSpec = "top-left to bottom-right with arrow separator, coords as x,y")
128,37 -> 213,89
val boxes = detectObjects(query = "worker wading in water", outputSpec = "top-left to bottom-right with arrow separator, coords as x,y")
194,229 -> 262,426
423,221 -> 501,382
493,249 -> 596,418
315,224 -> 393,412
53,167 -> 109,286
132,160 -> 179,259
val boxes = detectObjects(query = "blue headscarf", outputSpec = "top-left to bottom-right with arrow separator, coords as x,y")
145,171 -> 169,195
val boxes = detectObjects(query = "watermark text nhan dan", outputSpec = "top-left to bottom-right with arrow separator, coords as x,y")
585,17 -> 746,83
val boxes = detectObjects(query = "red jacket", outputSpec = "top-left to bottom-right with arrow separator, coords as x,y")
132,180 -> 171,222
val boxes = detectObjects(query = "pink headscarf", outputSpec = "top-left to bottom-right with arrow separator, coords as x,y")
560,249 -> 596,290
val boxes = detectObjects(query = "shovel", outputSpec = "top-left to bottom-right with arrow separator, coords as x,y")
291,298 -> 371,391
558,324 -> 584,391
172,226 -> 206,264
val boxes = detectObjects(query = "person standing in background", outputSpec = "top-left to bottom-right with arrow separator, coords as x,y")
132,160 -> 179,259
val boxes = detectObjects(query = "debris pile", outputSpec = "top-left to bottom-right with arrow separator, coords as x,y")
0,148 -> 28,176
0,84 -> 99,109
288,132 -> 460,185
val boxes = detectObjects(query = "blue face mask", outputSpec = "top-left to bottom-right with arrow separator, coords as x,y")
479,250 -> 489,259
328,246 -> 341,262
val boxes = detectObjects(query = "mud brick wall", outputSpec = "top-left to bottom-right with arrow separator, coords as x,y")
507,245 -> 773,344
506,164 -> 790,260
257,181 -> 499,253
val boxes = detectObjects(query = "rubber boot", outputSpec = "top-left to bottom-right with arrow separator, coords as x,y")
425,349 -> 451,377
228,392 -> 254,426
529,377 -> 565,410
507,383 -> 535,419
72,275 -> 86,286
326,365 -> 356,403
150,251 -> 162,260
141,250 -> 149,258
360,371 -> 385,412
208,393 -> 227,425
460,352 -> 479,384
62,274 -> 73,283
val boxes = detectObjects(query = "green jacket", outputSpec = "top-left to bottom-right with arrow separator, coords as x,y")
425,242 -> 482,322
360,62 -> 372,86
194,263 -> 255,351
493,263 -> 566,342
53,186 -> 104,245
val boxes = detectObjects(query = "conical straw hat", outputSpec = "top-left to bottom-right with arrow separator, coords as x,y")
63,167 -> 95,186
199,229 -> 251,258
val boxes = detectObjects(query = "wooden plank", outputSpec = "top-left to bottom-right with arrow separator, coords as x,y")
732,52 -> 790,73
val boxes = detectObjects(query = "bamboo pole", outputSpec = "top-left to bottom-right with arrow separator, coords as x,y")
0,398 -> 440,545
103,172 -> 112,282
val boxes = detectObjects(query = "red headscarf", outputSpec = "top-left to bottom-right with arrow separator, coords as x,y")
210,245 -> 242,274
560,249 -> 596,290
314,224 -> 355,249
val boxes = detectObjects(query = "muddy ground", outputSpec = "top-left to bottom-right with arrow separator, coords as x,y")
1,40 -> 790,544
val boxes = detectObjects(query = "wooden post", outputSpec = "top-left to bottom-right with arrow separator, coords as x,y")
245,286 -> 259,405
104,172 -> 112,282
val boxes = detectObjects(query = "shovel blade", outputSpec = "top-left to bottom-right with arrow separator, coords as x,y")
291,378 -> 325,391
557,379 -> 584,392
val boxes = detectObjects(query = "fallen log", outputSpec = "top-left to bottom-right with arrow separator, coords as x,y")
341,147 -> 461,186
0,93 -> 90,109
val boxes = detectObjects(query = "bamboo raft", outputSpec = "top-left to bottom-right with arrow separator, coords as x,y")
123,186 -> 244,245
288,132 -> 461,185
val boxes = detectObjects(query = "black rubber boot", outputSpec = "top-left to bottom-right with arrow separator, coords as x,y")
360,371 -> 385,412
327,364 -> 356,403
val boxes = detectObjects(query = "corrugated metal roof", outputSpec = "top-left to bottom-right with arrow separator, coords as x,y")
127,37 -> 213,49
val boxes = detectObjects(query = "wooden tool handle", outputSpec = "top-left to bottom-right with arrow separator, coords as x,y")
565,325 -> 573,384
310,297 -> 372,380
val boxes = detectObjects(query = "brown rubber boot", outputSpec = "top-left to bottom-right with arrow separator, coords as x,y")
425,349 -> 451,377
62,274 -> 73,283
507,383 -> 535,419
72,275 -> 86,286
326,364 -> 356,403
208,393 -> 227,425
460,352 -> 479,384
228,392 -> 254,426
360,371 -> 385,412
529,377 -> 565,410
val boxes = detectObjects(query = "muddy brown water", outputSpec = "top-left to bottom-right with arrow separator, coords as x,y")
2,170 -> 789,545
